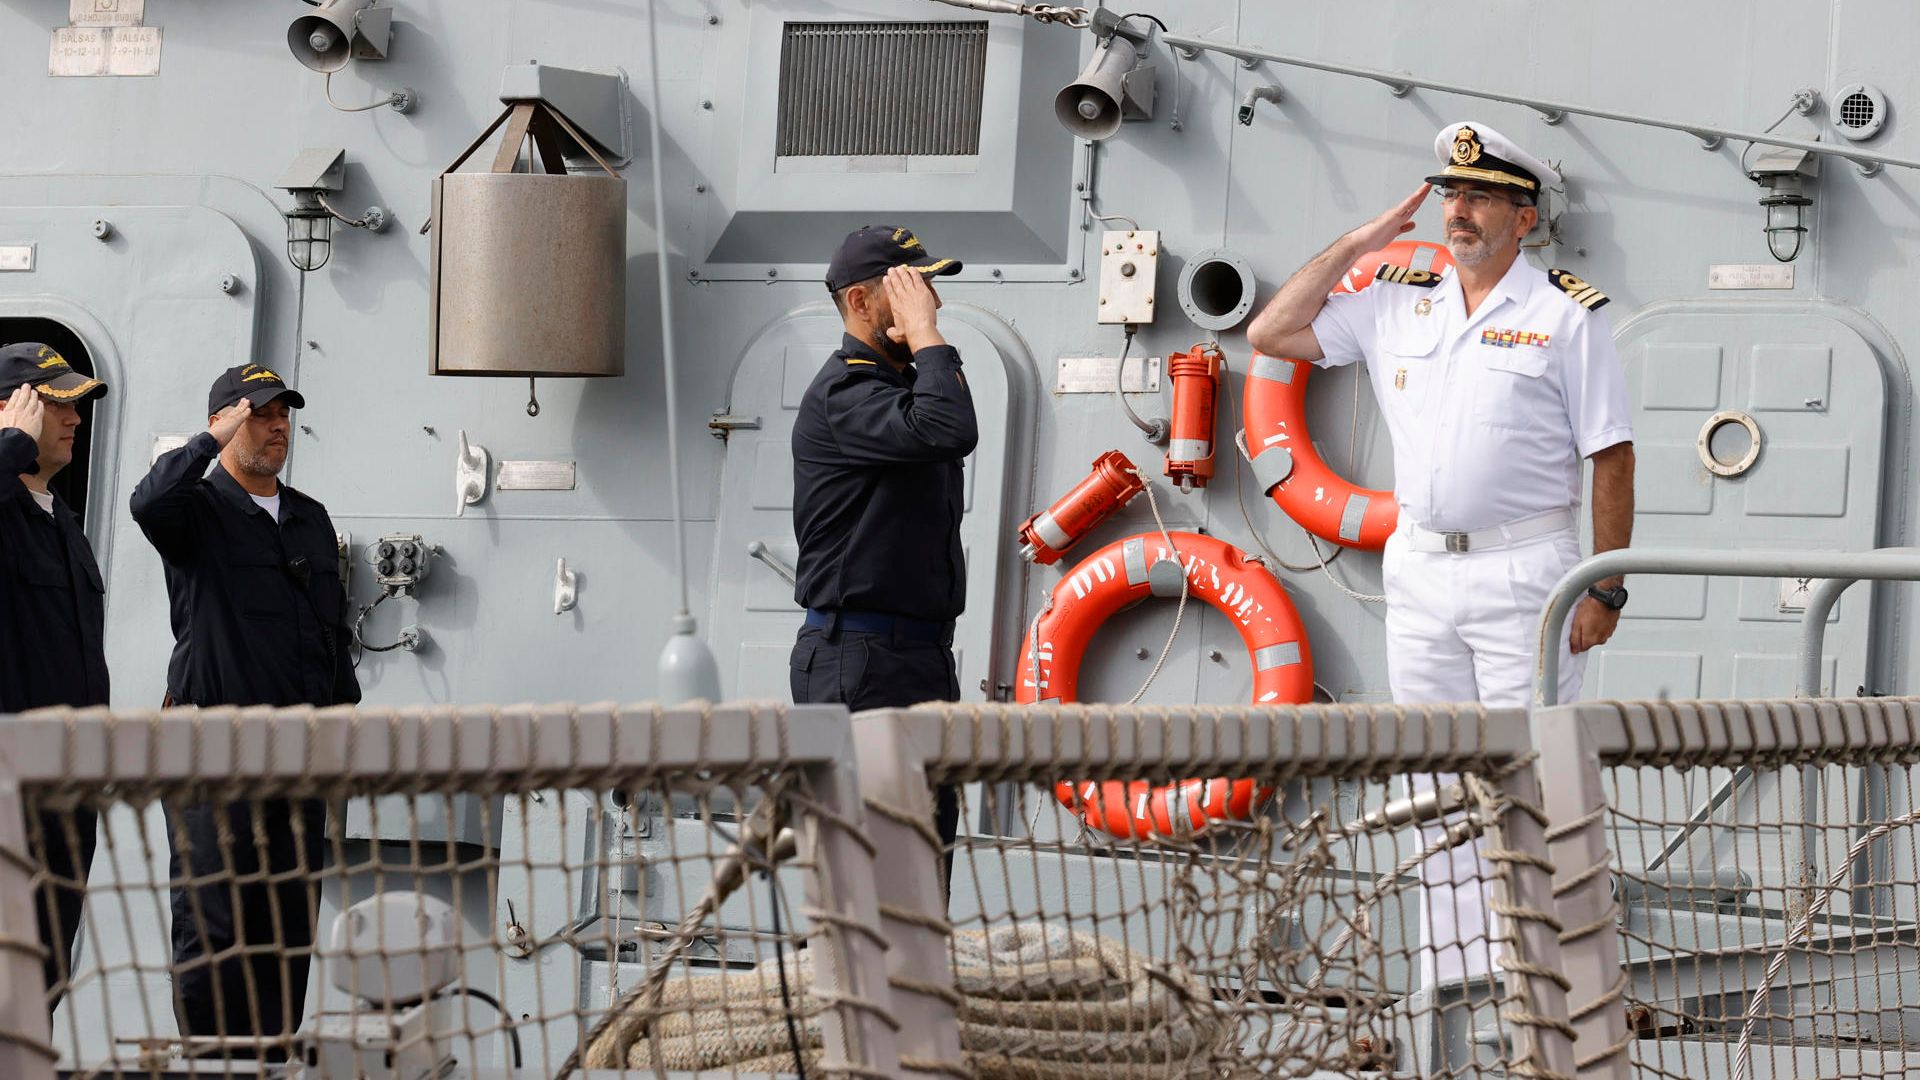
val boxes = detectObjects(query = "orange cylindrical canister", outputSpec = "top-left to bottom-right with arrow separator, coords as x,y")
1016,450 -> 1145,564
1165,343 -> 1222,492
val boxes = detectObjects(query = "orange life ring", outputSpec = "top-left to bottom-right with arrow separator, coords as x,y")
1017,531 -> 1315,840
1244,240 -> 1455,550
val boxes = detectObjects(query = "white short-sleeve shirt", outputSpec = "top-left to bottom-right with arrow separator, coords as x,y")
1310,257 -> 1632,532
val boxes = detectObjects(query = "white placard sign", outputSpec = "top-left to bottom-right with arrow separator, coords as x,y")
50,24 -> 161,76
1708,264 -> 1794,290
496,461 -> 578,491
70,0 -> 145,27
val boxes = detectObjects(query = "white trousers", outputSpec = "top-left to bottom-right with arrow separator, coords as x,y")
1381,523 -> 1586,987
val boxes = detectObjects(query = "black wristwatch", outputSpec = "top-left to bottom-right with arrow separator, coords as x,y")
1586,584 -> 1629,611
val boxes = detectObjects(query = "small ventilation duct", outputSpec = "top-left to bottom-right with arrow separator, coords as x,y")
429,66 -> 627,399
1830,82 -> 1889,141
1177,250 -> 1255,332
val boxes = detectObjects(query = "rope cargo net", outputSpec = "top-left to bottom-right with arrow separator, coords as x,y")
0,700 -> 1585,1078
1538,698 -> 1920,1080
0,702 -> 896,1079
591,702 -> 1581,1079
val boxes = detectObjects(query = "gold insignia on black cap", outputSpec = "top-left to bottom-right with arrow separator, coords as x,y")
1451,127 -> 1483,166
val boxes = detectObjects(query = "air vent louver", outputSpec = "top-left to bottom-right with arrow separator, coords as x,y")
777,21 -> 988,157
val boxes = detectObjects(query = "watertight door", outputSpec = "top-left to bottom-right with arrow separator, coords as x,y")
1597,306 -> 1892,893
1595,306 -> 1887,702
706,309 -> 1013,701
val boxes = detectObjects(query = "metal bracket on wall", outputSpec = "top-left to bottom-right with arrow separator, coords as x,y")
707,412 -> 761,441
554,558 -> 578,614
455,430 -> 490,516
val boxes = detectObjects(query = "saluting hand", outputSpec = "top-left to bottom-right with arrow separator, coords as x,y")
1346,183 -> 1433,254
209,399 -> 252,449
882,265 -> 945,353
0,385 -> 45,443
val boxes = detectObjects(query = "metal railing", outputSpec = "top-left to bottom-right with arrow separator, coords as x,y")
1154,32 -> 1917,176
1534,697 -> 1920,1080
1534,548 -> 1920,707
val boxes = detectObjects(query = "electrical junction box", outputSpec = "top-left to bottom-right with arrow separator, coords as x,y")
366,534 -> 434,596
1098,229 -> 1159,324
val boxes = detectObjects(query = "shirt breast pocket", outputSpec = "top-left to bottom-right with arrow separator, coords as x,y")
226,549 -> 289,620
1473,348 -> 1554,430
1380,335 -> 1442,417
12,551 -> 68,593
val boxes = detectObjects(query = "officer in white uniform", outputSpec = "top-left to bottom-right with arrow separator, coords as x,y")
1248,122 -> 1636,985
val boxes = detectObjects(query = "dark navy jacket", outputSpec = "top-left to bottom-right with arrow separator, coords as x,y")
129,432 -> 360,708
0,430 -> 109,712
792,334 -> 978,622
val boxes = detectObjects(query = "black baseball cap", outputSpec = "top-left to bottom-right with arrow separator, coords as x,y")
0,343 -> 107,403
824,224 -> 963,293
208,364 -> 306,415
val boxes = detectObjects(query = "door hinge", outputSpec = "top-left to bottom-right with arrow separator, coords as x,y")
707,412 -> 761,441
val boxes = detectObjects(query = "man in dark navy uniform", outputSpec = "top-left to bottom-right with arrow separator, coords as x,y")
0,343 -> 109,1001
791,225 -> 974,873
130,364 -> 360,1055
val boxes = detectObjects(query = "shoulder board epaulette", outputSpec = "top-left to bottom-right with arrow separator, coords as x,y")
1374,263 -> 1441,288
1548,269 -> 1609,310
843,357 -> 878,366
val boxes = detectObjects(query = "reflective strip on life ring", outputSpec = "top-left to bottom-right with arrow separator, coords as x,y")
1246,240 -> 1456,550
1244,353 -> 1400,549
1016,531 -> 1315,840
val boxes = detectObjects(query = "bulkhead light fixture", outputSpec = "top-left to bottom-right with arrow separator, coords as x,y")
277,148 -> 389,273
1746,145 -> 1819,263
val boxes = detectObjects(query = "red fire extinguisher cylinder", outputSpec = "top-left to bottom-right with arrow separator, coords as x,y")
1165,344 -> 1222,492
1017,450 -> 1146,564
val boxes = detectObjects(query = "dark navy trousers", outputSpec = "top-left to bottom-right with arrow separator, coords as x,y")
790,624 -> 962,890
166,797 -> 327,1057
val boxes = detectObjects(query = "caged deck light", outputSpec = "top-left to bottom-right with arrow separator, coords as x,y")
1747,145 -> 1819,263
277,148 -> 389,273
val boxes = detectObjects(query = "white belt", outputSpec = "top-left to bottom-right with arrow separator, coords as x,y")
1405,508 -> 1574,554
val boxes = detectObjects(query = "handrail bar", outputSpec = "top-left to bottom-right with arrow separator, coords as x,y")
1534,548 -> 1920,706
1159,31 -> 1920,175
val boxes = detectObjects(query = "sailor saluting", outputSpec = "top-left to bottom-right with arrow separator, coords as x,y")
789,225 -> 976,897
1247,121 -> 1636,983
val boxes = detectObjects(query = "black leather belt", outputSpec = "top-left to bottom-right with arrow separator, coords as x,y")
805,608 -> 954,646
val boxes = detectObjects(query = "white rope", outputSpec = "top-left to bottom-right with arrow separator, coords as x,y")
1732,804 -> 1920,1080
1124,473 -> 1187,704
1221,363 -> 1390,607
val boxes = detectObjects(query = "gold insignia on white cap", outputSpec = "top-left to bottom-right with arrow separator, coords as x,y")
1426,121 -> 1562,193
1451,127 -> 1483,166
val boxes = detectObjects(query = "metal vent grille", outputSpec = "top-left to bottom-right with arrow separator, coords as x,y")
1831,82 -> 1888,141
777,21 -> 988,157
1840,91 -> 1877,129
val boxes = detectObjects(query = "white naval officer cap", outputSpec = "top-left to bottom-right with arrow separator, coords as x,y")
1424,121 -> 1561,199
